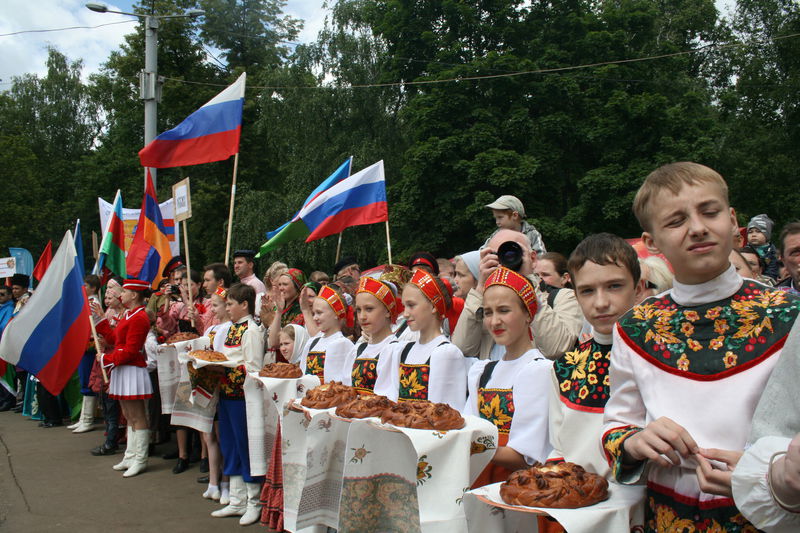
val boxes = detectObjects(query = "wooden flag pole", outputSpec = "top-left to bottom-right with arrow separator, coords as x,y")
224,153 -> 240,266
335,232 -> 343,264
88,309 -> 108,384
182,219 -> 195,329
385,220 -> 393,265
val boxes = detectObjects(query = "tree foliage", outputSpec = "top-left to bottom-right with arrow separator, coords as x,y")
1,0 -> 798,274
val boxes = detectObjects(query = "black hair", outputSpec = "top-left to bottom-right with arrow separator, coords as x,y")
84,274 -> 101,291
204,262 -> 232,288
739,245 -> 766,272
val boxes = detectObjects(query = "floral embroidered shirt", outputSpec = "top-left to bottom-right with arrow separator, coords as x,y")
602,265 -> 800,531
298,331 -> 354,384
342,335 -> 398,396
548,329 -> 615,478
464,349 -> 553,464
385,334 -> 467,410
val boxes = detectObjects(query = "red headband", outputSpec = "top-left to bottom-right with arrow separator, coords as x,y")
484,267 -> 538,317
122,279 -> 150,292
357,277 -> 397,320
409,269 -> 447,319
214,286 -> 228,299
411,257 -> 436,271
318,285 -> 354,327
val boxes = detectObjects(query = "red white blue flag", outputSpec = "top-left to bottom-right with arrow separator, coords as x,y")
0,231 -> 90,395
138,73 -> 246,168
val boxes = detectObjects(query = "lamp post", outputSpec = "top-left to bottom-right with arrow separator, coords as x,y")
85,3 -> 204,189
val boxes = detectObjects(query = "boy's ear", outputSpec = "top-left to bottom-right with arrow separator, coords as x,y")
641,232 -> 661,255
633,277 -> 646,303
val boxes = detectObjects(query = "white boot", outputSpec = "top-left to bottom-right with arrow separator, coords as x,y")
211,476 -> 246,517
72,396 -> 97,433
112,427 -> 135,471
123,429 -> 150,477
238,482 -> 263,525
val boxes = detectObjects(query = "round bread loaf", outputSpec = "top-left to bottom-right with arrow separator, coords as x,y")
499,462 -> 609,508
335,395 -> 396,419
259,362 -> 303,379
300,382 -> 358,409
189,349 -> 227,362
380,400 -> 465,431
166,332 -> 199,344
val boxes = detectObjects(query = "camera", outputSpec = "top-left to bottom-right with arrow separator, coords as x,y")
497,241 -> 524,272
169,284 -> 181,295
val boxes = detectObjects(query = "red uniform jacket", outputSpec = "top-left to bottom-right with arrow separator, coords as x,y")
95,306 -> 150,367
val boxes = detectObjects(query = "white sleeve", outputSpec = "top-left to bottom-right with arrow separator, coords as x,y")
341,343 -> 359,386
324,337 -> 354,384
428,343 -> 468,411
242,323 -> 265,372
507,359 -> 554,464
732,436 -> 800,532
547,367 -> 567,461
372,341 -> 398,398
601,326 -> 648,483
463,360 -> 490,416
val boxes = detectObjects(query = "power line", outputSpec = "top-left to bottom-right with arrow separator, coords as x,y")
159,32 -> 800,91
0,19 -> 136,38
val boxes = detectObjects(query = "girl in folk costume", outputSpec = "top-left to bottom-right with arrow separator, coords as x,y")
93,279 -> 154,478
299,283 -> 355,383
159,269 -> 214,337
87,278 -> 124,456
267,268 -> 307,354
387,269 -> 467,409
211,283 -> 265,525
464,266 -> 553,487
280,324 -> 310,364
343,277 -> 399,395
194,286 -> 231,502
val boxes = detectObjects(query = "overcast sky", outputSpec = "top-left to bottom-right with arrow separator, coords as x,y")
0,0 -> 736,87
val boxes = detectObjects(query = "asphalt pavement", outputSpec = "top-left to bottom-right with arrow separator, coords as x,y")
0,411 -> 261,532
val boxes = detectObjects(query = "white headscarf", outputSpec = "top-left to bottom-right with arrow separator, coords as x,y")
286,324 -> 310,364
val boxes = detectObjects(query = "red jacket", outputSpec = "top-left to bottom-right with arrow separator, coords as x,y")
95,306 -> 150,367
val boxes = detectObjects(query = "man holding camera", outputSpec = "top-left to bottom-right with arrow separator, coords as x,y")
451,229 -> 584,360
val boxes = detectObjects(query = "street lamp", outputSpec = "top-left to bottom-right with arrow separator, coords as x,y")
85,3 -> 204,189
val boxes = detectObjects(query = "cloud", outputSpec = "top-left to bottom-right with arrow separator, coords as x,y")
284,0 -> 330,44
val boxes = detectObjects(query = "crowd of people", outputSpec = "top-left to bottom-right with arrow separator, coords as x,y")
1,161 -> 799,532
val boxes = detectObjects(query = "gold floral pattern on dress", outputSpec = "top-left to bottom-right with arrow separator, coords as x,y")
477,388 -> 514,434
646,488 -> 761,533
398,364 -> 429,401
619,281 -> 800,377
305,351 -> 326,381
554,338 -> 612,412
219,365 -> 246,399
224,321 -> 248,347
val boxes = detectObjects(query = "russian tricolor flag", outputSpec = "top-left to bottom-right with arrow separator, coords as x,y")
139,73 -> 246,168
0,231 -> 90,395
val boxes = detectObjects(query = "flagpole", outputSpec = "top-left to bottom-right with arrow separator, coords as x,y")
335,233 -> 343,264
182,219 -> 195,329
224,153 -> 239,265
88,310 -> 108,384
385,220 -> 393,265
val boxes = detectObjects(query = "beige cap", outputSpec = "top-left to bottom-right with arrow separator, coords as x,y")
486,195 -> 525,217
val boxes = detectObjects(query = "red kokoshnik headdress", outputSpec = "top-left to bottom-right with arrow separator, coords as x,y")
484,266 -> 539,317
409,269 -> 447,319
357,277 -> 397,320
318,284 -> 354,327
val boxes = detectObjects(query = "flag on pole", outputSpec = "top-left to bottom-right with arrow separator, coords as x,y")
0,298 -> 15,394
258,160 -> 387,256
0,231 -> 91,395
264,157 -> 353,242
32,240 -> 53,282
74,220 -> 85,277
93,190 -> 127,279
126,170 -> 172,288
138,73 -> 246,168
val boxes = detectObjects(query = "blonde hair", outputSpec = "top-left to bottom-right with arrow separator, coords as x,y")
641,256 -> 674,293
280,324 -> 296,340
263,261 -> 288,290
633,162 -> 729,232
